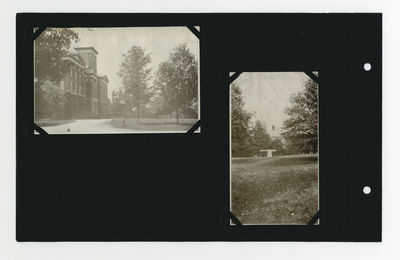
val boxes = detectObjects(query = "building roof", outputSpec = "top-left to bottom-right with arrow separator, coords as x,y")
74,47 -> 99,55
98,74 -> 109,83
62,47 -> 108,84
62,53 -> 86,68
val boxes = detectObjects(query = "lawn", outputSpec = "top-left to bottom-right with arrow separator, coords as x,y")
110,118 -> 199,132
231,155 -> 318,225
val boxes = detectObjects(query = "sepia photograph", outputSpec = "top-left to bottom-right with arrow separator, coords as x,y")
230,72 -> 319,225
34,27 -> 200,134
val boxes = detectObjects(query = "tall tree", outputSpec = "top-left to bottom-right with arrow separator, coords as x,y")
35,81 -> 66,120
154,43 -> 198,123
281,77 -> 318,153
231,83 -> 254,157
250,120 -> 271,155
35,28 -> 79,85
117,46 -> 153,123
270,138 -> 285,155
34,28 -> 79,120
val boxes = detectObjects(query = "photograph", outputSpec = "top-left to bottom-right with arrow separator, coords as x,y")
34,27 -> 200,134
230,72 -> 319,225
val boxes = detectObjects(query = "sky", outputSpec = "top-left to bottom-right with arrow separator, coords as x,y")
69,27 -> 200,99
232,72 -> 312,135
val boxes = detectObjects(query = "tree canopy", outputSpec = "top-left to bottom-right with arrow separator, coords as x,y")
250,120 -> 271,154
281,77 -> 318,153
35,28 -> 79,85
117,46 -> 153,122
154,43 -> 198,122
231,83 -> 254,157
34,28 -> 79,120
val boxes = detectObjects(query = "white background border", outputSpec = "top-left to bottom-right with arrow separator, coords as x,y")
2,1 -> 399,259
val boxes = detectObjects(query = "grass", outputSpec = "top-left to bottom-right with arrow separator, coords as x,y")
231,155 -> 318,225
110,118 -> 199,132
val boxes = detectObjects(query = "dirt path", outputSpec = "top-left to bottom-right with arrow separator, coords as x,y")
39,119 -> 137,134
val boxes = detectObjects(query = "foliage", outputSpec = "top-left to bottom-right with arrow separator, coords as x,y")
249,120 -> 271,155
182,96 -> 198,118
143,93 -> 167,118
281,77 -> 318,153
98,99 -> 111,119
111,102 -> 129,119
231,83 -> 254,157
117,46 -> 153,122
154,43 -> 198,123
269,138 -> 286,155
64,92 -> 86,119
34,28 -> 79,120
35,28 -> 79,85
35,81 -> 66,120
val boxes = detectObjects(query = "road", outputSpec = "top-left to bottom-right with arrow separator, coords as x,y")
39,119 -> 137,134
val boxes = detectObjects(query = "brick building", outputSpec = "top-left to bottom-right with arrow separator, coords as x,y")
60,47 -> 109,119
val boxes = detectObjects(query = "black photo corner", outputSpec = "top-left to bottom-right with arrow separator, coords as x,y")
16,13 -> 382,241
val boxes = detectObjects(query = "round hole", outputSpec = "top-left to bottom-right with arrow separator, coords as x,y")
363,186 -> 371,194
364,63 -> 371,71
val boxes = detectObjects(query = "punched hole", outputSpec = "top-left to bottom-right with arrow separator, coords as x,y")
364,63 -> 371,71
363,186 -> 371,194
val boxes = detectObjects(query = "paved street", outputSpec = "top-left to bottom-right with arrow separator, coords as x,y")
39,119 -> 137,134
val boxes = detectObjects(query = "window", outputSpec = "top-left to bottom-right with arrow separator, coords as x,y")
272,125 -> 275,131
60,80 -> 64,91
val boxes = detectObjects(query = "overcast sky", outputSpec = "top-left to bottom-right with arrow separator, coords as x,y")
70,27 -> 199,99
232,72 -> 312,134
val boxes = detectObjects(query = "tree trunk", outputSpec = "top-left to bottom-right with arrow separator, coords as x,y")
136,94 -> 140,124
136,107 -> 140,124
176,106 -> 179,124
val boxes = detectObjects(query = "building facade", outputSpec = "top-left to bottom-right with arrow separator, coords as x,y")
61,47 -> 109,119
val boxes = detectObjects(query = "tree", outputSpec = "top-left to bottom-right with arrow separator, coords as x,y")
35,28 -> 79,85
231,83 -> 254,157
270,138 -> 285,155
250,120 -> 271,155
35,80 -> 66,119
34,28 -> 79,120
281,77 -> 318,153
144,93 -> 166,118
117,46 -> 153,123
154,43 -> 198,123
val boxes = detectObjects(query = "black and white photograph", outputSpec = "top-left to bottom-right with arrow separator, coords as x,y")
34,27 -> 200,134
230,72 -> 319,225
16,12 -> 384,246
